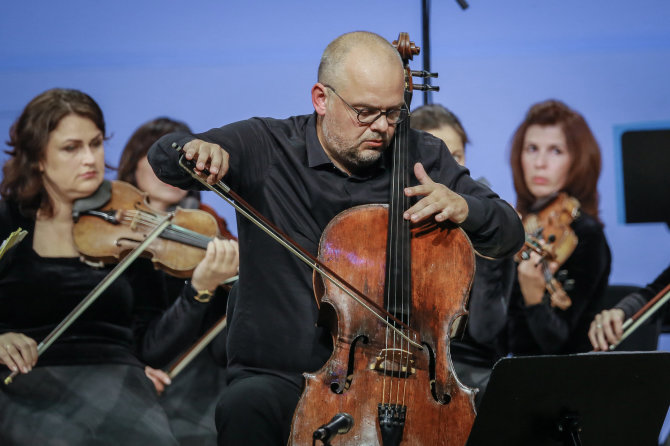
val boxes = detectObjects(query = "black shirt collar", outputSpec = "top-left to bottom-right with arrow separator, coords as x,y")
305,112 -> 388,179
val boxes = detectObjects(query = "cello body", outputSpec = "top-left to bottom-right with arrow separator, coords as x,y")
290,204 -> 476,445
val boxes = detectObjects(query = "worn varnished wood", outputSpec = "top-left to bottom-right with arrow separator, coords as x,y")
290,205 -> 476,446
73,180 -> 219,278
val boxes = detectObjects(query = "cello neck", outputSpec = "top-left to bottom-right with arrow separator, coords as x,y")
385,116 -> 413,319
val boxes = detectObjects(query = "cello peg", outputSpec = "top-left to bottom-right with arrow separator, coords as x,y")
410,70 -> 439,78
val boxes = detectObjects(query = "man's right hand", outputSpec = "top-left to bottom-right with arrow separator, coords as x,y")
182,139 -> 230,184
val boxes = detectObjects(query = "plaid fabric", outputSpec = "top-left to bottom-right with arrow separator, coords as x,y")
0,364 -> 178,445
160,353 -> 226,446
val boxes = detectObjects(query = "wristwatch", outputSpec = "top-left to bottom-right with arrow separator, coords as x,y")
191,285 -> 214,303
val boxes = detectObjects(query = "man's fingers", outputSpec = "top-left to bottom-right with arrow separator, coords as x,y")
413,162 -> 432,185
182,140 -> 229,184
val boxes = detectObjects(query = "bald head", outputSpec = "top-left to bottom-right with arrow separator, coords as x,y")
318,31 -> 404,89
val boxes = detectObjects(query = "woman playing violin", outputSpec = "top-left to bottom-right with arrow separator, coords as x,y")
506,99 -> 611,355
0,88 -> 236,445
589,264 -> 670,351
117,116 -> 238,446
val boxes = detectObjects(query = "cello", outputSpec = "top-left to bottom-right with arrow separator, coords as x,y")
289,33 -> 476,445
171,32 -> 477,445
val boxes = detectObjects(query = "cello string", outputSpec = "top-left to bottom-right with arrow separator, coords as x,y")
383,126 -> 396,406
385,113 -> 400,406
395,116 -> 404,407
400,116 -> 410,407
392,121 -> 401,407
395,114 -> 408,407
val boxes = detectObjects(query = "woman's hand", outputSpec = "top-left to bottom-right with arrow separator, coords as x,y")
191,239 -> 239,293
517,251 -> 557,306
588,308 -> 626,351
0,332 -> 38,374
144,366 -> 172,395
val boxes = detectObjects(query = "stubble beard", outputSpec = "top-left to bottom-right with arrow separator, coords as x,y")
322,118 -> 387,175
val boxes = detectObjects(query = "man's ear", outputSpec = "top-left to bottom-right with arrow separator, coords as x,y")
312,83 -> 328,116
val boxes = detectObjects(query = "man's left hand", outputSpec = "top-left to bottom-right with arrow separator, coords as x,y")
403,163 -> 469,224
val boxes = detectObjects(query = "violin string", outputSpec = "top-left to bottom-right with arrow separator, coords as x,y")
119,210 -> 211,247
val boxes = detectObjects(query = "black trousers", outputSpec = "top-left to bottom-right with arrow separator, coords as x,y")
215,370 -> 302,446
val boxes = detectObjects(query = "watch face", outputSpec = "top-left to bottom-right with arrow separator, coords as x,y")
195,290 -> 213,302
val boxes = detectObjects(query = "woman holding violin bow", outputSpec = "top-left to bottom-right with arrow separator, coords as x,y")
506,99 -> 612,356
589,264 -> 670,352
0,88 -> 237,445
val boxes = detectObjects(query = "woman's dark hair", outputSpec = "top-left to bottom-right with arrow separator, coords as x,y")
1,88 -> 106,218
117,117 -> 191,186
410,104 -> 469,148
509,99 -> 602,221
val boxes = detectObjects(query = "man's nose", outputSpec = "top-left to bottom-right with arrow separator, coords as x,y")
369,114 -> 390,133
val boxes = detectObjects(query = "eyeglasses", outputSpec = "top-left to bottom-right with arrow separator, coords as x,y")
324,85 -> 409,125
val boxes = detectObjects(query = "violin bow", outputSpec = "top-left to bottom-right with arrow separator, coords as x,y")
4,214 -> 174,385
174,145 -> 423,350
609,283 -> 670,351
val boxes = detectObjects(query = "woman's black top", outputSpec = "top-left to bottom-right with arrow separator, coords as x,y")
0,199 -> 211,368
507,212 -> 612,355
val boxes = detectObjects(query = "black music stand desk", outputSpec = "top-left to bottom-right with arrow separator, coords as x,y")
465,352 -> 670,446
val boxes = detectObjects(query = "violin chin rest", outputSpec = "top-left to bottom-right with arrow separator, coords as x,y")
72,180 -> 112,218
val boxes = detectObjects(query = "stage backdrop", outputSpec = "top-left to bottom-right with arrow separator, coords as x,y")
1,0 -> 668,286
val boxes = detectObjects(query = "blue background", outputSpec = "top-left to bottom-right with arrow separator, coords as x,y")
0,1 -> 668,288
1,0 -> 670,441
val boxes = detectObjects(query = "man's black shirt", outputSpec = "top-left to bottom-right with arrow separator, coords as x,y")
148,113 -> 524,384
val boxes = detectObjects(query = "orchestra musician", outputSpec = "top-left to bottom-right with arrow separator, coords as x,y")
506,99 -> 612,356
0,88 -> 237,445
117,116 -> 238,446
589,264 -> 670,351
410,104 -> 515,407
148,31 -> 524,446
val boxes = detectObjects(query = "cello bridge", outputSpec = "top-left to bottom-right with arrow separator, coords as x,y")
369,348 -> 415,378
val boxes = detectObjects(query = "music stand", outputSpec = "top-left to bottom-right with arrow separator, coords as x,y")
466,352 -> 670,446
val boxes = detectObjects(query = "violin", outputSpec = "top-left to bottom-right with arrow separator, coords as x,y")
515,192 -> 580,310
72,180 -> 220,278
4,181 -> 230,386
